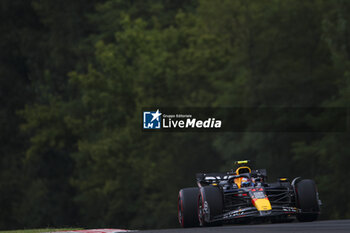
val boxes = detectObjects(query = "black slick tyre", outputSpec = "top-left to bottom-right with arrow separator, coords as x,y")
198,186 -> 223,227
295,179 -> 320,222
178,188 -> 199,227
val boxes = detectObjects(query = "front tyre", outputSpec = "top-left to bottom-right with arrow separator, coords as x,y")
295,179 -> 320,222
178,188 -> 199,228
198,186 -> 223,227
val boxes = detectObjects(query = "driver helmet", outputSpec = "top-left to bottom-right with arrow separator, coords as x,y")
241,177 -> 251,186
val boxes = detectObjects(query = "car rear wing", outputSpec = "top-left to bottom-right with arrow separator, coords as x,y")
196,172 -> 229,186
196,169 -> 267,186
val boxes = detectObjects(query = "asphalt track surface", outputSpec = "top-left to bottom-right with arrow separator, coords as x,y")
141,220 -> 350,233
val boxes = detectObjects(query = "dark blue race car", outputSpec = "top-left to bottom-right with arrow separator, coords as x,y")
178,160 -> 321,227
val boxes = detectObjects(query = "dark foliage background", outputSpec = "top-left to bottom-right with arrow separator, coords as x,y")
1,0 -> 350,230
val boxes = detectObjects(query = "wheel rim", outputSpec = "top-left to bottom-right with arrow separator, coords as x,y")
198,194 -> 204,226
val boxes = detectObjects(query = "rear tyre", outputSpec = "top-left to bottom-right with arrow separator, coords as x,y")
295,179 -> 320,222
198,186 -> 223,227
178,188 -> 199,228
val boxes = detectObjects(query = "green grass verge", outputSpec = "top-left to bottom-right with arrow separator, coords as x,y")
0,228 -> 82,233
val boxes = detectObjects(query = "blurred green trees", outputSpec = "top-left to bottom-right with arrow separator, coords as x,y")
1,0 -> 350,230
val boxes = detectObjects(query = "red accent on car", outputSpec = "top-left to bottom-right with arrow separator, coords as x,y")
178,193 -> 184,227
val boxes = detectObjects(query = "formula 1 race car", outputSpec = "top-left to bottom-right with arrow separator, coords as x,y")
178,160 -> 321,227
